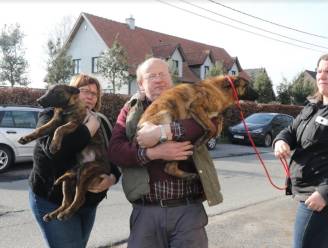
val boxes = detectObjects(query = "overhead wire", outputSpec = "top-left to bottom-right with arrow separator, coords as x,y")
156,0 -> 326,53
179,0 -> 328,50
207,0 -> 328,40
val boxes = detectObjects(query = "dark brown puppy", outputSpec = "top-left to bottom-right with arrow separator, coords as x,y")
18,84 -> 86,154
138,75 -> 248,180
18,84 -> 111,221
43,124 -> 110,222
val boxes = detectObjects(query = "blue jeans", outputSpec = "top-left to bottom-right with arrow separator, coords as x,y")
29,188 -> 97,248
293,201 -> 328,248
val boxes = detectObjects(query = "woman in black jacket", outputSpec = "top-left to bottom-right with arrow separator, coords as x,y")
274,54 -> 328,248
28,74 -> 121,248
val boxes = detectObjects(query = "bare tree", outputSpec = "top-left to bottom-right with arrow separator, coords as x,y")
44,16 -> 75,86
0,24 -> 29,87
97,38 -> 129,93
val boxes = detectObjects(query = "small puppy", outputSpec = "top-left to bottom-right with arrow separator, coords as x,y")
138,75 -> 248,180
18,84 -> 111,221
18,84 -> 86,154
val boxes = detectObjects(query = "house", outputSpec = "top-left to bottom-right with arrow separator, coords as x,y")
244,68 -> 269,85
64,12 -> 250,94
303,70 -> 316,85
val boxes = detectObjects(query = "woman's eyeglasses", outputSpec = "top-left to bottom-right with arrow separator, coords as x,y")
79,88 -> 98,98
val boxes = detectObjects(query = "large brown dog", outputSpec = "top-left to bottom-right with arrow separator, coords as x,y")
138,75 -> 248,179
18,84 -> 111,221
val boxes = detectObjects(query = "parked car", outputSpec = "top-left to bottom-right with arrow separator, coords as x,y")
228,112 -> 294,147
0,106 -> 42,173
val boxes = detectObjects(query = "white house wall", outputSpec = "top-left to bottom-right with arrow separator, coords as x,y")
201,56 -> 213,79
171,49 -> 183,77
66,19 -> 129,94
228,62 -> 239,76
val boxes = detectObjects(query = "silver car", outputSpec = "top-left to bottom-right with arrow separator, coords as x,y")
0,106 -> 42,173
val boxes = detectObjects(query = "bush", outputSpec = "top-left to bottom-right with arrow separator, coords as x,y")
0,87 -> 128,125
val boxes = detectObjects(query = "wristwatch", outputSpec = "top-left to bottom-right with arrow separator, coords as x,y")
159,125 -> 168,143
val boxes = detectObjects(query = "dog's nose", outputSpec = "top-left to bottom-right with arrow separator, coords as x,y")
37,96 -> 49,108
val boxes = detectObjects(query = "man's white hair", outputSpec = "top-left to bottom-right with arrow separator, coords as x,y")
136,57 -> 169,84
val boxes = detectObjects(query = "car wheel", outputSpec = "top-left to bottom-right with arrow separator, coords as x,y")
207,137 -> 217,150
263,133 -> 272,147
0,145 -> 13,173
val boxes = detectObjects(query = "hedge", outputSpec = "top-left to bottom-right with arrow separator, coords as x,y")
0,87 -> 128,125
0,87 -> 303,130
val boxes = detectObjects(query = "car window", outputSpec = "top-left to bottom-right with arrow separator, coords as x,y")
245,114 -> 273,124
0,111 -> 14,127
0,110 -> 38,128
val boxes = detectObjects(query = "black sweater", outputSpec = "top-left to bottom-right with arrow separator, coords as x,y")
29,108 -> 121,206
274,102 -> 328,202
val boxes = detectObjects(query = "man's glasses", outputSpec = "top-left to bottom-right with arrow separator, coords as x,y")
79,88 -> 98,98
144,72 -> 168,81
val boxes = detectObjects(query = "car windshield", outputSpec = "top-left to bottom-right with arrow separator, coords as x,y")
245,114 -> 274,124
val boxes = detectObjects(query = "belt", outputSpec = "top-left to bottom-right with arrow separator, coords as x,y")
132,196 -> 203,208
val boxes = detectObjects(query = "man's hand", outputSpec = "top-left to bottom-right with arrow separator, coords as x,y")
136,122 -> 161,148
87,174 -> 116,193
146,141 -> 193,161
137,122 -> 172,148
274,140 -> 291,160
305,191 -> 326,212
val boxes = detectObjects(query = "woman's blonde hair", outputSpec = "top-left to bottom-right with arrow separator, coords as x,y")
69,74 -> 102,111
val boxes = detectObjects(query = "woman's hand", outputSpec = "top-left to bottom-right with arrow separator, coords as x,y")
305,191 -> 326,212
84,111 -> 100,137
274,140 -> 291,159
146,141 -> 193,161
87,174 -> 116,193
137,122 -> 172,148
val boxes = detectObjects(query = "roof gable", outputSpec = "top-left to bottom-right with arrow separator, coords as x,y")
67,12 -> 247,83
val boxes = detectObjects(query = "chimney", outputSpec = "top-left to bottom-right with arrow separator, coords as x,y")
125,15 -> 135,30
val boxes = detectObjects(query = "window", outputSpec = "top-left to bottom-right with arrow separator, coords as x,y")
0,111 -> 38,128
204,66 -> 210,78
92,57 -> 99,73
230,70 -> 236,75
172,60 -> 179,74
73,59 -> 81,74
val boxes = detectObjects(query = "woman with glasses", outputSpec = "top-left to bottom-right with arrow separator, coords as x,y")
28,74 -> 121,248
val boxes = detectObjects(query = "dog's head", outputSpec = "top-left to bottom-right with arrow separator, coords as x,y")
205,75 -> 249,99
37,84 -> 80,108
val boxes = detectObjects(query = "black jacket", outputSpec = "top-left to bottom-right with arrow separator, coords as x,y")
29,108 -> 121,206
274,101 -> 328,202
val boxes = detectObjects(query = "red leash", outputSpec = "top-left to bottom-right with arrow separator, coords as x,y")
226,76 -> 290,190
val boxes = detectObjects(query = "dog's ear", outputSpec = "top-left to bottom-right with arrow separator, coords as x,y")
68,86 -> 80,95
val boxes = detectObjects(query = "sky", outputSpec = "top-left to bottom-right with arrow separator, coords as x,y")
0,0 -> 327,91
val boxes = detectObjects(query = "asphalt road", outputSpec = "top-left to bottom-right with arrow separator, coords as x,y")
0,143 -> 297,248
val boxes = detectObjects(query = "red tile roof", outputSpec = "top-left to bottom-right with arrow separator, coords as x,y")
80,13 -> 245,82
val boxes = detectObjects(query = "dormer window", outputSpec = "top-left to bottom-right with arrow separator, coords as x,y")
204,66 -> 210,78
172,60 -> 179,74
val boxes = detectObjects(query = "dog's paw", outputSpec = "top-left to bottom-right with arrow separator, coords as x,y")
18,137 -> 29,145
49,142 -> 61,154
42,214 -> 51,222
57,211 -> 72,221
